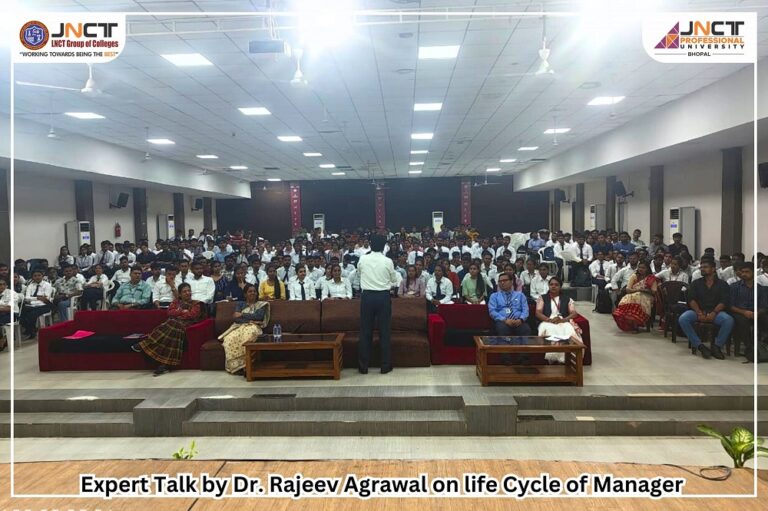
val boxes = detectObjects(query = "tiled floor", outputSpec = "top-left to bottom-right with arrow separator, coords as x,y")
2,436 -> 764,468
0,302 -> 764,465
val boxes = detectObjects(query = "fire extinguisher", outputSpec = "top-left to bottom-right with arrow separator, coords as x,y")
114,222 -> 121,238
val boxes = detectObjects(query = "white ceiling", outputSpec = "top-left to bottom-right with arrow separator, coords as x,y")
5,0 -> 768,182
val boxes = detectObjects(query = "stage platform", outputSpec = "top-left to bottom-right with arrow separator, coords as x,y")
0,305 -> 765,466
1,459 -> 766,509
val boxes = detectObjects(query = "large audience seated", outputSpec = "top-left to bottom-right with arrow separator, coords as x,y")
2,224 -> 766,367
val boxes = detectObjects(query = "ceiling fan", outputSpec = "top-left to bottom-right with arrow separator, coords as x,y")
489,17 -> 555,79
16,63 -> 105,96
473,175 -> 502,187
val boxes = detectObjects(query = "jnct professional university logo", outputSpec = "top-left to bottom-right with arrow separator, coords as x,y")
20,20 -> 49,50
642,12 -> 756,63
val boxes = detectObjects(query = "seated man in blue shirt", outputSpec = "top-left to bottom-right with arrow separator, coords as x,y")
613,231 -> 636,258
112,266 -> 152,310
488,271 -> 531,337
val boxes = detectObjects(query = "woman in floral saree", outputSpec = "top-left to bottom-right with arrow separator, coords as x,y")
219,283 -> 270,374
612,261 -> 659,332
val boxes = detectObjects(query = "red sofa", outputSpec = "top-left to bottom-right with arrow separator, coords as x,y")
38,310 -> 212,371
428,303 -> 592,365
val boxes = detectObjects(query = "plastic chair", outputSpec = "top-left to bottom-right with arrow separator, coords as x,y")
661,281 -> 687,342
99,280 -> 115,310
67,295 -> 81,321
538,247 -> 558,277
37,289 -> 56,330
2,301 -> 22,350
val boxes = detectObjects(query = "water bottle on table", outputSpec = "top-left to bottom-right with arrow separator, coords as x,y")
273,323 -> 282,343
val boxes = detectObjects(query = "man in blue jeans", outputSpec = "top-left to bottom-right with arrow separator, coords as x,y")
678,258 -> 733,359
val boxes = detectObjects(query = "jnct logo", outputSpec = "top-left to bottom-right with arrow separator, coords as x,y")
51,22 -> 119,38
679,20 -> 745,36
19,20 -> 49,50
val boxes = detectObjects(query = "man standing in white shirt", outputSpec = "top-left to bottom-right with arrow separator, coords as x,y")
187,261 -> 215,304
357,234 -> 398,375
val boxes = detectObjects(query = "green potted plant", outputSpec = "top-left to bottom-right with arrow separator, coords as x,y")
697,425 -> 768,468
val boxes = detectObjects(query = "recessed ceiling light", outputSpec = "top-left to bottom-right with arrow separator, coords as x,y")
409,161 -> 424,166
277,135 -> 302,142
303,152 -> 322,157
486,168 -> 501,172
414,102 -> 443,111
161,53 -> 213,67
588,96 -> 625,106
238,106 -> 271,116
410,150 -> 429,154
518,146 -> 538,151
147,138 -> 175,145
230,165 -> 248,170
196,154 -> 218,159
267,178 -> 281,182
543,128 -> 570,134
408,170 -> 423,174
64,112 -> 104,119
331,172 -> 346,176
499,158 -> 517,163
319,163 -> 336,168
418,45 -> 460,60
411,133 -> 433,140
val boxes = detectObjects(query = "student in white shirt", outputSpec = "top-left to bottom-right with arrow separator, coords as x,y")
426,265 -> 454,311
276,256 -> 296,286
655,256 -> 690,285
530,264 -> 552,299
174,260 -> 193,286
322,265 -> 353,300
520,259 -> 538,288
187,261 -> 215,304
717,255 -> 735,282
20,269 -> 54,339
589,251 -> 611,289
111,257 -> 133,286
246,259 -> 267,286
0,278 -> 17,332
289,267 -> 316,301
152,267 -> 178,308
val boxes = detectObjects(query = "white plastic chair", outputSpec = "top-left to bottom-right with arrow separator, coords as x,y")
37,289 -> 55,330
3,301 -> 22,349
67,295 -> 81,321
100,280 -> 116,310
558,250 -> 579,283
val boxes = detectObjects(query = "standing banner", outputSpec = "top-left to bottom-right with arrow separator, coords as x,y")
375,189 -> 386,229
289,183 -> 302,234
461,178 -> 472,226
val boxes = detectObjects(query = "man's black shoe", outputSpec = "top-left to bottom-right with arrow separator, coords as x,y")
711,345 -> 725,360
380,366 -> 393,374
358,365 -> 368,374
698,344 -> 712,359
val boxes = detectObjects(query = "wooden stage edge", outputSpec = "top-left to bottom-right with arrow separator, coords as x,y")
0,459 -> 766,510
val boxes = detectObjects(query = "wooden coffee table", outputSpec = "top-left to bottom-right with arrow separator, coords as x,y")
244,333 -> 344,381
474,335 -> 585,386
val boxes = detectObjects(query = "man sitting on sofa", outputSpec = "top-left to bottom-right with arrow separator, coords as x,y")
112,266 -> 152,310
488,271 -> 531,337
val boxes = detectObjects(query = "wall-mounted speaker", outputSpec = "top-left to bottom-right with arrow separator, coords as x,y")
192,198 -> 204,211
614,181 -> 634,198
110,192 -> 129,209
554,189 -> 567,203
